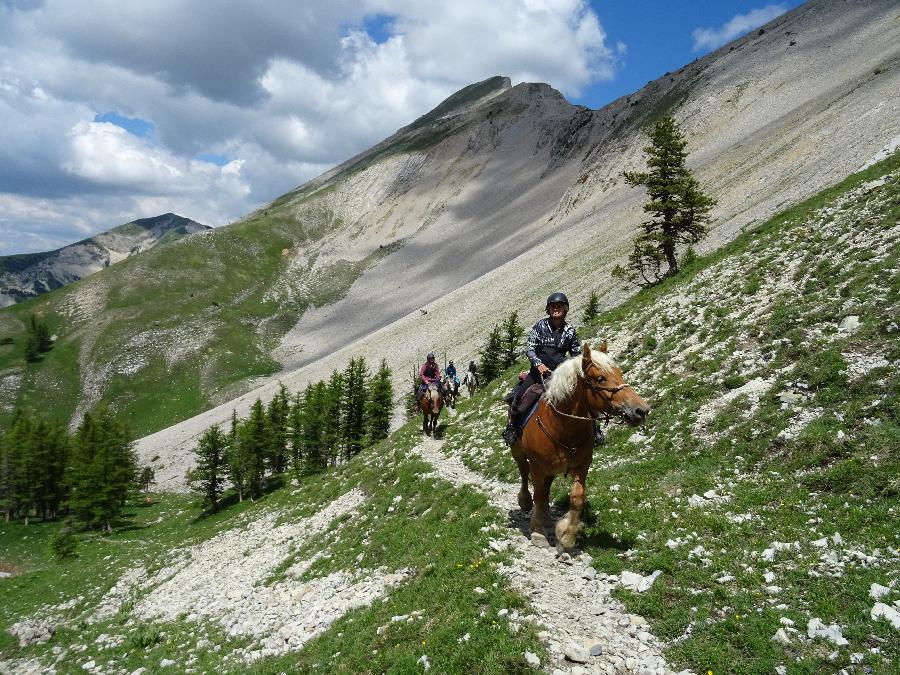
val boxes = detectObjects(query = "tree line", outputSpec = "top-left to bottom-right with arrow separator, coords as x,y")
190,357 -> 393,512
0,407 -> 139,532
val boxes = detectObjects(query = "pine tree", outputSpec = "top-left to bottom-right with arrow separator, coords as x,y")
582,290 -> 601,325
299,382 -> 327,474
288,391 -> 304,478
0,413 -> 31,522
23,331 -> 39,362
341,357 -> 369,459
241,399 -> 269,499
267,383 -> 290,474
501,311 -> 524,370
66,408 -> 137,532
366,359 -> 394,444
480,324 -> 504,382
188,425 -> 227,512
51,519 -> 78,561
225,410 -> 250,502
322,370 -> 345,466
35,321 -> 52,353
615,115 -> 716,285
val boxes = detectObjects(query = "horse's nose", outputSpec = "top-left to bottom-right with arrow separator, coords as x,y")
634,406 -> 649,422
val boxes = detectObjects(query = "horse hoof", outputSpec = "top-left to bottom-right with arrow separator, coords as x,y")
529,533 -> 550,548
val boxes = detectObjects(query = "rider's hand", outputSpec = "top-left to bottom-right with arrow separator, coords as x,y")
537,363 -> 550,375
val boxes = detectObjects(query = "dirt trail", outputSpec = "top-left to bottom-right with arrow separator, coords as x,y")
413,436 -> 687,675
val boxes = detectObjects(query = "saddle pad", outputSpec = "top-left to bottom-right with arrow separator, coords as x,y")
517,398 -> 540,430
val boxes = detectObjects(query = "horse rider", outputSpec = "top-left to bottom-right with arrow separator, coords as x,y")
465,360 -> 479,387
502,292 -> 604,446
418,352 -> 442,402
445,360 -> 460,394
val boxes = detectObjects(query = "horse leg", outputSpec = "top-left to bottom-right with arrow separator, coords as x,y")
529,469 -> 550,537
511,447 -> 532,511
555,466 -> 587,552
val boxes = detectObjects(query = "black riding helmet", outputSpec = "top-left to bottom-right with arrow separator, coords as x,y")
546,292 -> 569,310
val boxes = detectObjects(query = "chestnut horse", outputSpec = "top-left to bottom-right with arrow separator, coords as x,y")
510,342 -> 649,552
419,383 -> 443,434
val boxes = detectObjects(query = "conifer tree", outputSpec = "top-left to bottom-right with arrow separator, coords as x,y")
0,413 -> 31,522
366,359 -> 394,444
240,399 -> 269,499
188,425 -> 227,512
615,115 -> 716,285
23,331 -> 39,362
225,410 -> 250,502
501,311 -> 524,370
66,408 -> 137,532
299,382 -> 327,474
582,290 -> 601,325
35,321 -> 52,353
288,391 -> 304,477
322,370 -> 345,465
51,519 -> 78,561
341,357 -> 369,459
266,383 -> 290,474
480,324 -> 504,382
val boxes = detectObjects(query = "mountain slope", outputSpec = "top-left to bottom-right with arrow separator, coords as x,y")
1,152 -> 896,675
0,0 -> 897,447
0,214 -> 209,307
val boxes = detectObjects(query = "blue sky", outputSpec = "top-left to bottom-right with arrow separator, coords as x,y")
0,0 -> 802,255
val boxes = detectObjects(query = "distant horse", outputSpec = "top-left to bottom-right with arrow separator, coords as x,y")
463,372 -> 479,397
510,342 -> 649,552
441,377 -> 458,409
419,383 -> 444,435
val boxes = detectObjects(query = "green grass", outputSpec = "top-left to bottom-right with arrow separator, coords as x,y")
0,421 -> 544,674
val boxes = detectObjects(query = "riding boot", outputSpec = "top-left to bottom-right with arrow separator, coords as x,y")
593,420 -> 605,446
502,410 -> 520,446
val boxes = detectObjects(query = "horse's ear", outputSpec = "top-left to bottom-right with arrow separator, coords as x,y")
581,342 -> 591,358
597,340 -> 608,353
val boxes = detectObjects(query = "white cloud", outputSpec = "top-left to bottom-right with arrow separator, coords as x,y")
692,4 -> 787,53
0,0 -> 619,254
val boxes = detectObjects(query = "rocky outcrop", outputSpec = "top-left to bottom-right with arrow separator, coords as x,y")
0,214 -> 208,306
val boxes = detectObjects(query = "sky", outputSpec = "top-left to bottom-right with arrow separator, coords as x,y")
0,0 -> 803,255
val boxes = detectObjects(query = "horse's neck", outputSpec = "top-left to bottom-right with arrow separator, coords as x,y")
550,378 -> 590,417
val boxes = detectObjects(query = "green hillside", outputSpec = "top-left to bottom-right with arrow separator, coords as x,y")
0,184 -> 392,436
1,153 -> 897,674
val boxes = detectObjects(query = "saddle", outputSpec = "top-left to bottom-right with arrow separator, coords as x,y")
512,383 -> 544,429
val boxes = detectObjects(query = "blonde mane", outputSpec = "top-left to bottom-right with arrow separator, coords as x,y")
544,347 -> 617,406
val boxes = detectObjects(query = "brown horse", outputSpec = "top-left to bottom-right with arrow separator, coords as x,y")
419,383 -> 444,435
510,342 -> 649,552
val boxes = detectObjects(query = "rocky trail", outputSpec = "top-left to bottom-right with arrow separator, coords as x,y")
413,435 -> 685,675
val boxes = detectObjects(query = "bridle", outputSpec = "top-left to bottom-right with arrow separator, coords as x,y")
537,363 -> 632,454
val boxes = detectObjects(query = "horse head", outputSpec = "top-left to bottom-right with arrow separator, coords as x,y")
427,382 -> 443,414
579,342 -> 649,426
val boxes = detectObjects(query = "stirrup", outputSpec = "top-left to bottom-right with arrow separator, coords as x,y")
501,424 -> 519,446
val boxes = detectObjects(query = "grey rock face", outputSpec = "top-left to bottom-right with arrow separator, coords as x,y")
0,213 -> 208,306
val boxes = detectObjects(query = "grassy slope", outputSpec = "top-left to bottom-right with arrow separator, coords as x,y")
443,152 -> 900,673
0,183 -> 396,436
1,155 -> 897,675
0,424 -> 542,674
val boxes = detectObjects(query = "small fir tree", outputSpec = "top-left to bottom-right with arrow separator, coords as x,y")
188,425 -> 227,512
500,311 -> 524,370
479,324 -> 504,382
225,410 -> 250,502
366,359 -> 394,444
614,115 -> 716,285
582,290 -> 601,325
51,519 -> 78,561
341,357 -> 369,459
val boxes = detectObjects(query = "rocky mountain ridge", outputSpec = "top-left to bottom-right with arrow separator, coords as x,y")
0,214 -> 209,307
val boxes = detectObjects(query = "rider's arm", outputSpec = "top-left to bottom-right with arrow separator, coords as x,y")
567,325 -> 581,356
525,323 -> 542,367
